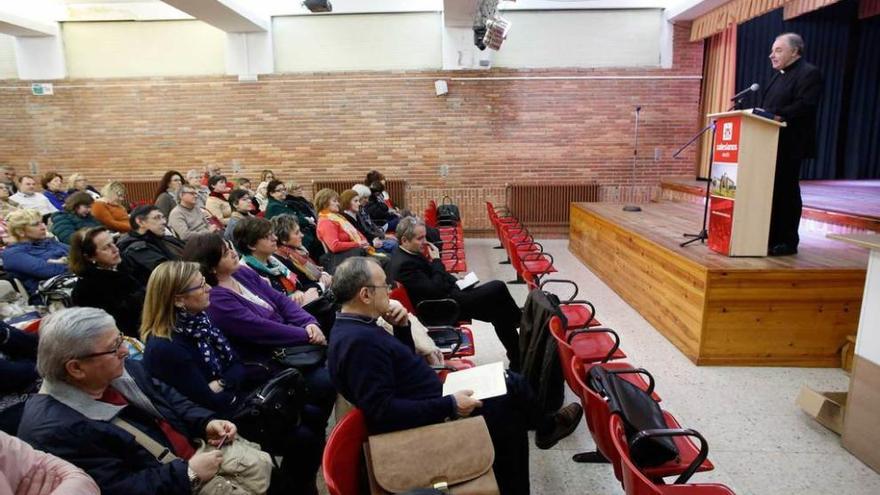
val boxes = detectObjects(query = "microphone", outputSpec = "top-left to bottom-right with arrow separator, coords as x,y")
730,83 -> 759,101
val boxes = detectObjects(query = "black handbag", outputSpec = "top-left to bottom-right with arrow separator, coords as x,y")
273,344 -> 327,371
436,196 -> 461,224
589,366 -> 679,468
232,368 -> 304,443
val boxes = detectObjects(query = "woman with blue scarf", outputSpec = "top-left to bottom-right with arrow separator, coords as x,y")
141,261 -> 324,495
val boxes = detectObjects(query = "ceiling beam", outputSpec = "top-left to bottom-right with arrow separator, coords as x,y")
0,10 -> 57,37
161,0 -> 269,32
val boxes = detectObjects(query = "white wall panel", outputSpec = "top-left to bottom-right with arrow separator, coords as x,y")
63,20 -> 226,78
273,13 -> 442,72
0,34 -> 17,79
493,10 -> 663,68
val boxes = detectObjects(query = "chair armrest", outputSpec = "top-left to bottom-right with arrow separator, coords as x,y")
605,368 -> 655,395
631,428 -> 708,484
540,278 -> 579,301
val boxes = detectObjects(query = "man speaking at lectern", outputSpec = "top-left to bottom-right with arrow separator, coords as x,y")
761,32 -> 823,256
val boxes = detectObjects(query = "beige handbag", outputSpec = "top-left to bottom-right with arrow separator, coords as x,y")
113,418 -> 273,494
364,416 -> 499,495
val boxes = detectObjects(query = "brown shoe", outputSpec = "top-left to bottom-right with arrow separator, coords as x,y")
535,402 -> 583,449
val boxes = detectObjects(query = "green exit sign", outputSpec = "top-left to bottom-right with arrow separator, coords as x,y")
31,83 -> 54,96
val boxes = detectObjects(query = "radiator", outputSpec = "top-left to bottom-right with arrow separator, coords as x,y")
311,179 -> 406,209
121,180 -> 162,205
506,183 -> 600,226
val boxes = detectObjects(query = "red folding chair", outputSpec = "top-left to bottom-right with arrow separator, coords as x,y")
522,271 -> 602,329
548,315 -> 626,368
390,283 -> 475,358
610,415 -> 734,495
323,409 -> 369,495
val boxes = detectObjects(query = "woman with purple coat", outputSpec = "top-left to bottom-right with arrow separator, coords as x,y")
181,234 -> 336,441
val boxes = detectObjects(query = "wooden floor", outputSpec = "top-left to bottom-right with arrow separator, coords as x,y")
569,201 -> 868,367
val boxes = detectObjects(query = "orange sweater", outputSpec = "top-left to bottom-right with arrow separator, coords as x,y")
92,200 -> 131,232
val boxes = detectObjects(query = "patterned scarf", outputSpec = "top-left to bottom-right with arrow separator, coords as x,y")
173,309 -> 236,378
277,244 -> 323,281
243,254 -> 298,294
319,210 -> 376,255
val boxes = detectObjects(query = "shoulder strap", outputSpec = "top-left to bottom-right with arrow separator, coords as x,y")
111,417 -> 180,464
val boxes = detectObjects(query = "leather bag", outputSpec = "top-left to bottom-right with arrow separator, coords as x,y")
273,344 -> 326,371
364,416 -> 499,495
232,368 -> 304,441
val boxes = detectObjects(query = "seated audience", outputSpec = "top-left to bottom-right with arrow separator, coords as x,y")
49,192 -> 102,244
10,176 -> 57,215
185,169 -> 209,209
389,217 -> 523,369
264,180 -> 296,220
270,214 -> 332,292
260,169 -> 276,184
183,234 -> 336,434
0,430 -> 100,495
91,182 -> 131,233
366,180 -> 401,231
282,182 -> 324,259
0,322 -> 40,434
315,188 -> 374,257
117,205 -> 185,287
1,209 -> 69,301
328,257 -> 582,495
0,182 -> 20,218
340,189 -> 397,254
70,227 -> 145,337
17,307 -> 239,495
66,173 -> 101,200
141,261 -> 324,494
169,185 -> 215,240
41,172 -> 68,213
153,170 -> 184,219
224,189 -> 253,241
205,175 -> 232,226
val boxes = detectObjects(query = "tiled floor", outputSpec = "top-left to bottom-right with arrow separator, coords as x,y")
462,237 -> 880,495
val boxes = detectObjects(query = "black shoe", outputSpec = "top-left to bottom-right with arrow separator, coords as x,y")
535,402 -> 583,450
768,243 -> 798,256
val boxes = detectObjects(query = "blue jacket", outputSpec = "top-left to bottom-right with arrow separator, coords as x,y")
328,313 -> 455,434
49,211 -> 102,244
1,239 -> 70,296
43,190 -> 67,211
17,360 -> 216,495
143,333 -> 260,415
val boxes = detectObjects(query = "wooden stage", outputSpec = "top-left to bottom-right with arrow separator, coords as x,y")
569,201 -> 868,367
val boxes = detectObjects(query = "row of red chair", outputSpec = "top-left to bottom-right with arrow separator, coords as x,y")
426,199 -> 467,273
488,202 -> 736,495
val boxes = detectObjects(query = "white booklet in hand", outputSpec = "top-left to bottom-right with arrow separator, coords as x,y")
442,361 -> 507,401
455,271 -> 479,290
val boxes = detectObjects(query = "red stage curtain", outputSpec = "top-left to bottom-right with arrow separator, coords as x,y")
697,25 -> 738,177
691,0 -> 786,41
860,0 -> 880,19
784,0 -> 842,19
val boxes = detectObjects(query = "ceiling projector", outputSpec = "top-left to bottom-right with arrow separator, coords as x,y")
303,0 -> 332,13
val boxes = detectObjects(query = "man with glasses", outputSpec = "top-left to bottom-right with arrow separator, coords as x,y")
18,307 -> 239,495
118,205 -> 186,287
328,257 -> 582,495
168,185 -> 217,241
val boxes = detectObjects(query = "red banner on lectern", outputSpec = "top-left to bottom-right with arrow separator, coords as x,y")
708,115 -> 742,255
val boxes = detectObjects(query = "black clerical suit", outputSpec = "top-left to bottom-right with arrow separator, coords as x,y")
388,247 -> 523,370
760,57 -> 823,250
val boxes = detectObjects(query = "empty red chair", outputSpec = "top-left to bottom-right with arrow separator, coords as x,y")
522,272 -> 603,329
549,315 -> 626,368
323,409 -> 369,495
609,415 -> 734,495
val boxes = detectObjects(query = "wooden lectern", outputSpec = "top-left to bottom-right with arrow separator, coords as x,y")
706,110 -> 786,257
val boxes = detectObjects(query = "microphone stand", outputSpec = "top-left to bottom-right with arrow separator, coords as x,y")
673,119 -> 718,247
623,106 -> 643,212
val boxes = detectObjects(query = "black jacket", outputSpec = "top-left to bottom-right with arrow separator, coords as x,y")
117,230 -> 185,287
760,58 -> 823,161
387,247 -> 459,306
18,360 -> 216,495
365,194 -> 396,225
71,265 -> 146,337
519,290 -> 565,414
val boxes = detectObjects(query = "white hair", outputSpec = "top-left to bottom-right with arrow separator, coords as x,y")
37,307 -> 118,382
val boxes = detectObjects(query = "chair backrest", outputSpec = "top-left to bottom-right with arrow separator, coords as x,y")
571,357 -> 624,480
610,414 -> 663,495
521,270 -> 539,291
323,409 -> 369,495
549,316 -> 579,392
389,282 -> 416,313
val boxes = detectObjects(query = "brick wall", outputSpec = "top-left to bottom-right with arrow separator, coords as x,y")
0,24 -> 703,231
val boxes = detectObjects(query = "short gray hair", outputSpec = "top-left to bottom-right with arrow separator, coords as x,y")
396,216 -> 424,242
331,257 -> 379,304
778,32 -> 804,56
37,307 -> 118,382
270,214 -> 300,244
352,184 -> 372,199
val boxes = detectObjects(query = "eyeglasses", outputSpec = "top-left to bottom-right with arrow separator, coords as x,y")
76,332 -> 125,360
273,188 -> 287,194
147,213 -> 165,221
365,283 -> 394,292
180,278 -> 209,294
180,190 -> 196,196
